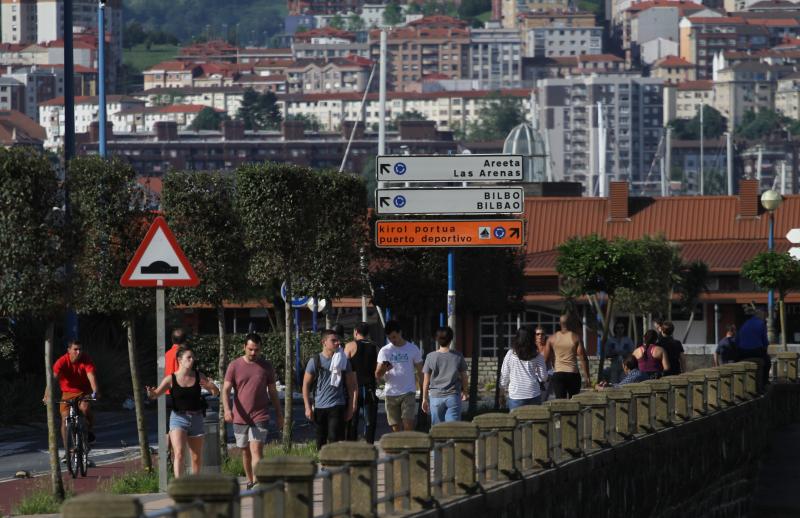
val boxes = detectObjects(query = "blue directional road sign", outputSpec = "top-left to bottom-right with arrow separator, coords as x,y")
281,281 -> 311,308
493,226 -> 506,239
393,162 -> 407,175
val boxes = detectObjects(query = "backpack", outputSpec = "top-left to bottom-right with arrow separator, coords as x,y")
308,354 -> 349,409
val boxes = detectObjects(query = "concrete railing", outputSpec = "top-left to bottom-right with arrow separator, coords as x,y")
62,356 -> 800,518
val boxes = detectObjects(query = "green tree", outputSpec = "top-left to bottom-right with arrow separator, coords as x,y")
162,171 -> 248,461
286,113 -> 322,132
236,88 -> 282,130
383,2 -> 404,26
669,105 -> 726,140
736,109 -> 786,140
457,0 -> 491,22
395,109 -> 428,122
347,13 -> 365,31
236,162 -> 318,446
467,95 -> 525,141
329,14 -> 346,30
742,252 -> 800,350
124,21 -> 147,48
556,235 -> 648,382
189,107 -> 227,131
68,156 -> 153,471
0,148 -> 67,500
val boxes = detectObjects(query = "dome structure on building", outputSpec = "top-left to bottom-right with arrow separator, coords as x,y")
503,122 -> 549,182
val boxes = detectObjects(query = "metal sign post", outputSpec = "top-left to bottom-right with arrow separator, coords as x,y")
120,217 -> 199,492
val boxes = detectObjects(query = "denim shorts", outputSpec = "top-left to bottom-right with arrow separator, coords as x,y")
169,411 -> 204,437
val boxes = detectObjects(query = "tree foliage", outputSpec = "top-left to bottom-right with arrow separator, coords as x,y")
190,107 -> 227,131
669,105 -> 726,140
286,113 -> 322,132
615,236 -> 681,319
467,95 -> 526,141
383,2 -> 404,26
742,252 -> 800,300
328,14 -> 346,30
236,89 -> 282,130
347,13 -> 365,31
735,109 -> 787,140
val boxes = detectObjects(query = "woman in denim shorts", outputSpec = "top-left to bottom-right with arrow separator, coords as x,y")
147,347 -> 219,478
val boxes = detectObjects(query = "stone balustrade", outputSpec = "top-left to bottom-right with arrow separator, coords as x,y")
61,359 -> 800,518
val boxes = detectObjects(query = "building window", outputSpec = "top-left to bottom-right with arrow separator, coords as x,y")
479,310 -> 561,358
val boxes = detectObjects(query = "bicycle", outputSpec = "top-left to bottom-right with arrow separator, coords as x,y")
59,396 -> 95,478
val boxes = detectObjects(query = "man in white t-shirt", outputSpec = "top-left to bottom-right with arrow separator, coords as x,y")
375,320 -> 423,432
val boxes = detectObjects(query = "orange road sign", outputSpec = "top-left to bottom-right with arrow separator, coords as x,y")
376,219 -> 525,248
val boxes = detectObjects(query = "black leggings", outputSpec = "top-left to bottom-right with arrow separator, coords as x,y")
550,372 -> 582,399
314,405 -> 346,449
345,386 -> 378,444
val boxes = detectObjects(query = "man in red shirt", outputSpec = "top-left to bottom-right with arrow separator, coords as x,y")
45,340 -> 99,456
165,328 -> 187,383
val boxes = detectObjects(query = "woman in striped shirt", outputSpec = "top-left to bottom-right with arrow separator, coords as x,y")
500,327 -> 548,409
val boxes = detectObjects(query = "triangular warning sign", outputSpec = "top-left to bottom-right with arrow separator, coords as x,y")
120,216 -> 199,288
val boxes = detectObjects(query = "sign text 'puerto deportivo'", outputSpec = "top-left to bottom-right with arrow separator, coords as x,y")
376,155 -> 524,183
375,187 -> 525,215
376,220 -> 525,248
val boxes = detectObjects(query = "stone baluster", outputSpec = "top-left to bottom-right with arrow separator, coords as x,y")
168,474 -> 240,518
571,392 -> 609,450
717,366 -> 735,408
686,372 -> 708,416
664,376 -> 689,423
699,369 -> 721,413
320,441 -> 379,517
739,361 -> 760,397
776,352 -> 799,382
62,493 -> 143,518
730,363 -> 747,402
625,383 -> 653,434
380,432 -> 432,511
606,387 -> 634,443
255,456 -> 316,518
429,421 -> 479,495
644,379 -> 671,428
511,405 -> 552,470
474,413 -> 519,481
544,400 -> 581,459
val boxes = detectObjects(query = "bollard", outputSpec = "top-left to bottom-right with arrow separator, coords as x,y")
775,352 -> 799,382
319,441 -> 378,518
168,473 -> 239,518
544,400 -> 581,460
429,421 -> 479,494
255,456 -> 316,518
717,366 -> 735,408
62,493 -> 142,518
663,376 -> 689,423
627,384 -> 654,434
643,379 -> 671,428
730,363 -> 747,402
380,432 -> 432,511
606,388 -> 634,443
740,361 -> 759,397
571,392 -> 609,450
510,405 -> 551,470
202,410 -> 220,474
686,372 -> 708,416
474,413 -> 519,481
698,370 -> 721,412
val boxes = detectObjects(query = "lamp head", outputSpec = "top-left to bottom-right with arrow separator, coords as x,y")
760,189 -> 783,212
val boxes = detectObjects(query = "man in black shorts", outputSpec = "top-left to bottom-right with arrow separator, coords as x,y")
344,323 -> 378,443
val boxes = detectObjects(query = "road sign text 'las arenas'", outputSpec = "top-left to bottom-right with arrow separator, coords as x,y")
377,154 -> 524,182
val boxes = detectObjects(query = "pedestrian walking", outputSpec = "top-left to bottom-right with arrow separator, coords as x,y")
146,346 -> 219,478
344,322 -> 379,442
546,314 -> 591,398
736,304 -> 770,386
714,325 -> 737,366
164,328 -> 190,454
422,326 -> 468,424
632,330 -> 670,379
303,329 -> 358,448
223,333 -> 284,489
535,326 -> 554,400
605,321 -> 634,383
657,321 -> 686,376
500,327 -> 548,409
376,320 -> 423,432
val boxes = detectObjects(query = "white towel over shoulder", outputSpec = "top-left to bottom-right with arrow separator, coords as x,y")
330,347 -> 349,387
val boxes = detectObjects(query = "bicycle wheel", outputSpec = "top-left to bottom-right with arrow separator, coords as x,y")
79,425 -> 88,477
65,421 -> 77,478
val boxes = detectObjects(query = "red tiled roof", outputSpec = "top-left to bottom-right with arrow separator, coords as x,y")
0,43 -> 25,52
745,18 -> 800,27
283,88 -> 531,102
676,79 -> 712,90
521,195 -> 800,274
158,104 -> 222,114
655,55 -> 694,68
145,60 -> 198,72
687,16 -> 745,24
39,95 -> 143,106
626,0 -> 704,15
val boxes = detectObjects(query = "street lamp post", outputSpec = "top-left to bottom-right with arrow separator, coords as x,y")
761,189 -> 783,344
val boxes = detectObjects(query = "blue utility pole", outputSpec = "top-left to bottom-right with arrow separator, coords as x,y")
98,0 -> 107,157
447,250 -> 455,348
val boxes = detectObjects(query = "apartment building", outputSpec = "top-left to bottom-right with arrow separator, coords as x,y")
652,55 -> 696,84
524,25 -> 603,58
625,1 -> 703,65
500,0 -> 570,29
712,62 -> 786,129
39,94 -> 145,149
111,104 -> 225,134
468,27 -> 522,89
538,75 -> 664,193
518,10 -> 596,31
776,72 -> 800,120
291,28 -> 369,60
134,86 -> 247,119
288,0 -> 361,16
286,56 -> 373,94
368,16 -> 470,92
1,0 -> 37,44
663,79 -> 712,123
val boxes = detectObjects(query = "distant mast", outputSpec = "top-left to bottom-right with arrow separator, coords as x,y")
598,101 -> 607,197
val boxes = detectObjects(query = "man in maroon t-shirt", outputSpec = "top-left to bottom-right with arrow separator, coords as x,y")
223,333 -> 283,489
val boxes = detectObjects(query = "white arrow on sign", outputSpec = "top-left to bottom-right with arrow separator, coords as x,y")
375,187 -> 525,215
787,228 -> 800,244
376,154 -> 524,183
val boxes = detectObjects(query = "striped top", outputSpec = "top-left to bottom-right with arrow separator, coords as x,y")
500,350 -> 548,400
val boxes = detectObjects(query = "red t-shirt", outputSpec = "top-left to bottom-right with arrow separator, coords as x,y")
164,344 -> 181,394
224,357 -> 276,425
53,353 -> 96,394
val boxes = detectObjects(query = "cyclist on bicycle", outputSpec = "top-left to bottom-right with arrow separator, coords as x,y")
43,340 -> 99,463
